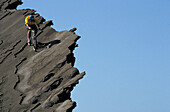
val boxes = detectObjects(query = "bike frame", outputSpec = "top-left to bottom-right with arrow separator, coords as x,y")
30,29 -> 37,51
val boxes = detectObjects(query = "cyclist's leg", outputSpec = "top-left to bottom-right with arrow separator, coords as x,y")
27,30 -> 31,45
25,24 -> 32,45
32,25 -> 38,51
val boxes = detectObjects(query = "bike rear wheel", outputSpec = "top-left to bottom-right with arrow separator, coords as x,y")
32,38 -> 37,51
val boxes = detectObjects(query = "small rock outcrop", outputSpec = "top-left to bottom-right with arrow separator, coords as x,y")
0,0 -> 85,112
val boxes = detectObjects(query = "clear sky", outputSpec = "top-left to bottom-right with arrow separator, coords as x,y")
18,0 -> 170,112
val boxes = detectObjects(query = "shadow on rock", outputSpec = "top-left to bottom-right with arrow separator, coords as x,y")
38,40 -> 61,48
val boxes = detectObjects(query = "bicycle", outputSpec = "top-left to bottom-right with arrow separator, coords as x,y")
29,29 -> 37,52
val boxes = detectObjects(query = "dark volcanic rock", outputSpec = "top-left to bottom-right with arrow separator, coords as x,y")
0,0 -> 85,112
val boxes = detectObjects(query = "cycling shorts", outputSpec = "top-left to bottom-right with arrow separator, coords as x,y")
26,24 -> 37,30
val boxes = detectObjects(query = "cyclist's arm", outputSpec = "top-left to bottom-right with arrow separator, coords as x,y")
26,23 -> 29,28
35,18 -> 39,25
25,16 -> 31,30
25,16 -> 29,25
26,23 -> 31,30
35,18 -> 41,30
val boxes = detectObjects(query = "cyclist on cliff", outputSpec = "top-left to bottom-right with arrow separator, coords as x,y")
25,15 -> 40,45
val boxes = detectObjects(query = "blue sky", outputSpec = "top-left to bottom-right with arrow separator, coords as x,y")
18,0 -> 170,112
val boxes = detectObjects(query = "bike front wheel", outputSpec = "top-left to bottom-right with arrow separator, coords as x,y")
32,38 -> 37,51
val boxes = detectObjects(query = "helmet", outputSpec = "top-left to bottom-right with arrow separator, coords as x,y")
30,15 -> 34,20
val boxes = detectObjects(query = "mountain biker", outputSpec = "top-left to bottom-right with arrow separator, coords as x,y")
25,15 -> 40,45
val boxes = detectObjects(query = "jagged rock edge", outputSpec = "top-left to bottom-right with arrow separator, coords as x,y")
0,0 -> 85,111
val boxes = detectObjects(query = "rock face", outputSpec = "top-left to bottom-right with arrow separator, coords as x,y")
0,0 -> 85,112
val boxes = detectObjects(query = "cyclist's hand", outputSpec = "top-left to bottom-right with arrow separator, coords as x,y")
28,27 -> 31,30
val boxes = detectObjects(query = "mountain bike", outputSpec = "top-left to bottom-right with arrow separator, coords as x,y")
30,29 -> 37,52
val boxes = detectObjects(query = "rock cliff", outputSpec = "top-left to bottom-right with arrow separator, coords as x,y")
0,0 -> 85,112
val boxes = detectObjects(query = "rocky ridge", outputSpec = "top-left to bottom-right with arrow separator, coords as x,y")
0,0 -> 85,112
